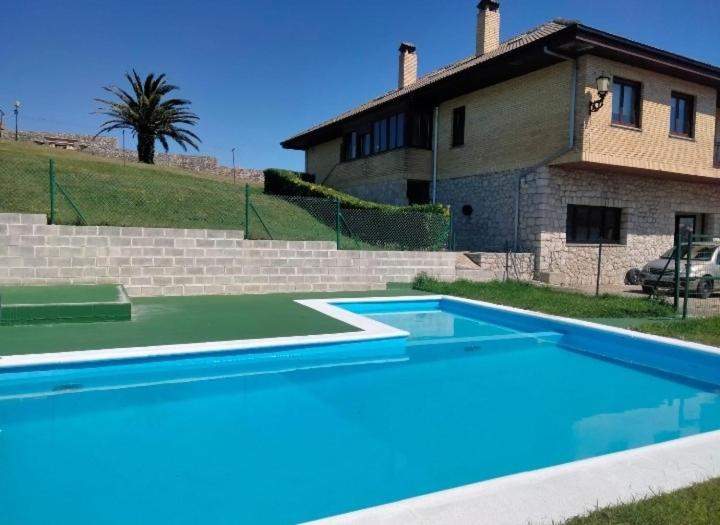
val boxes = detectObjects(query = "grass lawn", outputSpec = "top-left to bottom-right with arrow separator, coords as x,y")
0,141 -> 347,243
637,316 -> 720,347
412,276 -> 676,319
564,478 -> 720,525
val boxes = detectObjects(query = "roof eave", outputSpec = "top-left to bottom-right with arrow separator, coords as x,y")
281,24 -> 578,151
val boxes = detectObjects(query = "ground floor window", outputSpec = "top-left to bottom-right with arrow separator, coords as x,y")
566,204 -> 622,244
407,179 -> 430,205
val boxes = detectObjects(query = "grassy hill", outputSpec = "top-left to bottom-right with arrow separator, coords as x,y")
0,140 -> 341,242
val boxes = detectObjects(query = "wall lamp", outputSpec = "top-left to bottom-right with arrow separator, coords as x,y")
588,73 -> 611,114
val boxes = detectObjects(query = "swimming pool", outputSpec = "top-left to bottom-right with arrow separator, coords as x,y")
2,296 -> 720,524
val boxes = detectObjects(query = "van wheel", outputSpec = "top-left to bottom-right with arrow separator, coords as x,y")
697,277 -> 714,299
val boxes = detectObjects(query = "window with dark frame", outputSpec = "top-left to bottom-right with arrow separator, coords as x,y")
361,133 -> 371,157
342,132 -> 358,161
339,111 -> 430,163
451,106 -> 465,147
566,205 -> 622,244
611,78 -> 641,127
670,92 -> 695,137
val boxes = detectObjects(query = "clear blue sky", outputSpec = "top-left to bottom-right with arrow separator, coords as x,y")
1,0 -> 718,170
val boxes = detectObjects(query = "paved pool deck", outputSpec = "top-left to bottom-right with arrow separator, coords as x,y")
0,290 -> 426,356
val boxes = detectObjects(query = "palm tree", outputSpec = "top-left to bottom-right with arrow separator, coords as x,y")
95,71 -> 200,164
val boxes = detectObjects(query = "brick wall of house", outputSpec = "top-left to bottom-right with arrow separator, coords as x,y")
575,55 -> 719,178
306,138 -> 342,182
0,213 -> 457,297
437,61 -> 574,178
309,147 -> 432,205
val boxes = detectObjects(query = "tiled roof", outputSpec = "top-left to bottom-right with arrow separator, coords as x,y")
283,19 -> 571,146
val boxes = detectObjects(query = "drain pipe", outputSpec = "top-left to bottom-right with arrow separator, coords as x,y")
431,106 -> 439,204
512,48 -> 577,250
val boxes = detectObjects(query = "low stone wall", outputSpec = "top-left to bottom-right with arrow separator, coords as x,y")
0,213 -> 456,297
1,131 -> 264,183
466,251 -> 535,281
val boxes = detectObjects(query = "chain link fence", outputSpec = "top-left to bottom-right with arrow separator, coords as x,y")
639,233 -> 720,318
0,146 -> 451,251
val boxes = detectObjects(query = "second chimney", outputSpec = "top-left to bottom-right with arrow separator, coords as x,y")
476,0 -> 500,56
398,42 -> 417,89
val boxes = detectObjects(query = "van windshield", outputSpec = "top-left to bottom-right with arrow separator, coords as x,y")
661,245 -> 717,261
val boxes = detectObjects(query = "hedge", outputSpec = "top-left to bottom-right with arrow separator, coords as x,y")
263,169 -> 449,216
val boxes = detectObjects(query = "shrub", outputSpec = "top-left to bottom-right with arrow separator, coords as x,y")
263,169 -> 448,216
263,169 -> 451,250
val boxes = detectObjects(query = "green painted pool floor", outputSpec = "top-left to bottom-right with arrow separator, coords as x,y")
0,284 -> 131,326
0,290 -> 426,356
0,284 -> 125,305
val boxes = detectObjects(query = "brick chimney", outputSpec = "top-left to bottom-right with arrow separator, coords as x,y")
398,42 -> 418,89
476,0 -> 500,56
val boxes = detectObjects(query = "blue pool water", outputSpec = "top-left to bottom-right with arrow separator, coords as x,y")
2,298 -> 720,524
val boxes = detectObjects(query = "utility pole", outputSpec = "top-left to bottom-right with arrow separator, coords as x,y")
231,148 -> 236,184
13,100 -> 20,141
0,109 -> 5,138
122,129 -> 126,167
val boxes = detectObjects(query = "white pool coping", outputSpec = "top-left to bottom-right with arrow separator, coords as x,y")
3,293 -> 720,524
0,297 -> 411,370
302,295 -> 720,525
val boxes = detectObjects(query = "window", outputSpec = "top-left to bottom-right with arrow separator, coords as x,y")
372,113 -> 406,154
670,92 -> 695,137
342,132 -> 358,161
566,205 -> 622,244
612,78 -> 641,127
396,113 -> 405,148
407,180 -> 430,205
389,115 -> 397,149
409,111 -> 433,149
339,112 -> 412,162
451,106 -> 465,147
361,133 -> 371,157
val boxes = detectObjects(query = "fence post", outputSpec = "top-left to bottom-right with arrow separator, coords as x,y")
244,184 -> 250,240
673,231 -> 681,312
446,209 -> 453,251
682,234 -> 692,319
595,237 -> 603,297
48,159 -> 56,224
335,198 -> 341,250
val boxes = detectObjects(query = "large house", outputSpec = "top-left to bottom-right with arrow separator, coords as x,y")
281,1 -> 720,286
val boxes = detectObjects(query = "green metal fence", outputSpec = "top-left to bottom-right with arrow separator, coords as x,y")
641,232 -> 720,319
0,150 -> 451,251
244,189 -> 452,251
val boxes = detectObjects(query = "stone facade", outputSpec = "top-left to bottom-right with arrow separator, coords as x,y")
1,130 -> 263,183
436,169 -> 520,251
531,166 -> 720,286
0,213 -> 457,297
466,251 -> 535,281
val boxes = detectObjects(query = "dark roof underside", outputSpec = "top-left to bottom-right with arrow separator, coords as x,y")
282,20 -> 720,150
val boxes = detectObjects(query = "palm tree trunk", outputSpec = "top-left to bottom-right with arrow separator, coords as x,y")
137,133 -> 156,164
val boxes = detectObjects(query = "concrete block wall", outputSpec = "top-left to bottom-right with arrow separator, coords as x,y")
0,213 -> 457,297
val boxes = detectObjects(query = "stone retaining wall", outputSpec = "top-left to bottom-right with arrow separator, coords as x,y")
466,252 -> 535,281
0,213 -> 456,297
1,131 -> 263,183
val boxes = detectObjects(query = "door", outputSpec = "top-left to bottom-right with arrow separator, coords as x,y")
675,215 -> 696,244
